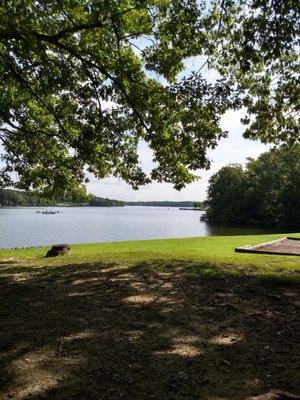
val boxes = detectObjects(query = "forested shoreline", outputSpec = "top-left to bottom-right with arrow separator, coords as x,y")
0,190 -> 205,209
126,201 -> 205,208
0,190 -> 124,207
89,196 -> 124,207
203,145 -> 300,227
0,189 -> 57,207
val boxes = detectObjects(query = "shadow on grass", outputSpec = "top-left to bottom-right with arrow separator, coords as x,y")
0,258 -> 299,400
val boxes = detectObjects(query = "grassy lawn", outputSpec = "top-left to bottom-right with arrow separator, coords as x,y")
1,233 -> 299,283
1,233 -> 300,400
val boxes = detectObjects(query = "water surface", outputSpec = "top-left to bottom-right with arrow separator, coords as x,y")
0,206 -> 297,249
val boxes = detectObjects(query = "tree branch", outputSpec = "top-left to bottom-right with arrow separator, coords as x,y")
51,20 -> 106,40
28,30 -> 149,132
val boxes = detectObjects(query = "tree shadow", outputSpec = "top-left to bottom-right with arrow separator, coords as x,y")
0,260 -> 19,266
0,259 -> 299,400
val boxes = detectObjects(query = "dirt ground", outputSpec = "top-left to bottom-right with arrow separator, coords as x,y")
0,259 -> 299,400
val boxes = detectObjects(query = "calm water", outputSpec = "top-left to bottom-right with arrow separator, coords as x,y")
0,206 -> 298,249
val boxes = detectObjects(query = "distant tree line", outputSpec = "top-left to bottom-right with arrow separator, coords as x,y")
0,190 -> 124,207
126,201 -> 205,208
0,189 -> 56,206
0,191 -> 204,209
88,196 -> 124,207
204,145 -> 300,226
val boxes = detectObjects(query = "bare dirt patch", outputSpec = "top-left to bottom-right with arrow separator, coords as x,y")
0,260 -> 299,400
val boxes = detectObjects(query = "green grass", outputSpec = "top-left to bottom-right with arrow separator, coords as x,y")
0,233 -> 299,284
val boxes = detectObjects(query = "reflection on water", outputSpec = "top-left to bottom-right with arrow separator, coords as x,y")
0,206 -> 298,249
205,221 -> 299,236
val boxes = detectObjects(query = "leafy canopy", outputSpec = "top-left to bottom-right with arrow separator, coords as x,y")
0,0 -> 299,196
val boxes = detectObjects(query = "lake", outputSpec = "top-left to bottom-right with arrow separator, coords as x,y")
0,206 -> 298,249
